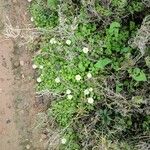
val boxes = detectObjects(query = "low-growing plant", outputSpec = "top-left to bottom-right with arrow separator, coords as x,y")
30,0 -> 59,28
30,0 -> 150,149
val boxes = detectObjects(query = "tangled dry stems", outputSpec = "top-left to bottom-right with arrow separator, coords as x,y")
130,15 -> 150,56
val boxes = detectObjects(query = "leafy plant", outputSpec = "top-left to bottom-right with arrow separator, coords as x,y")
47,0 -> 58,10
129,68 -> 147,81
94,58 -> 112,70
52,99 -> 77,127
30,0 -> 150,149
30,0 -> 58,28
99,109 -> 112,126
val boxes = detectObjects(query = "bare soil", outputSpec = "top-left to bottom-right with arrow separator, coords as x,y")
0,0 -> 46,149
0,36 -> 22,150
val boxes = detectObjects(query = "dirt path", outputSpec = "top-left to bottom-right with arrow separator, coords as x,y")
0,0 -> 45,149
0,37 -> 22,150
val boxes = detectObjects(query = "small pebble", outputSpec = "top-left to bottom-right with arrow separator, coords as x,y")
26,144 -> 31,149
20,60 -> 24,66
7,140 -> 10,144
13,61 -> 20,68
41,133 -> 47,140
22,74 -> 25,79
6,119 -> 11,124
12,0 -> 17,3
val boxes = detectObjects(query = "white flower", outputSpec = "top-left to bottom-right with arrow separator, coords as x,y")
87,72 -> 92,79
89,88 -> 93,92
84,89 -> 90,95
50,38 -> 57,44
30,17 -> 34,22
75,75 -> 81,81
66,40 -> 71,45
83,47 -> 89,54
27,0 -> 32,2
55,77 -> 60,83
32,64 -> 37,69
87,97 -> 94,104
66,89 -> 71,95
39,65 -> 44,69
37,77 -> 42,83
61,138 -> 67,144
67,94 -> 73,100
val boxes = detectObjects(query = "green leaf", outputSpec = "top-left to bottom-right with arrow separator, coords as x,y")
47,0 -> 58,10
131,68 -> 147,81
132,96 -> 143,104
116,83 -> 123,93
78,63 -> 85,71
110,22 -> 121,29
95,58 -> 112,69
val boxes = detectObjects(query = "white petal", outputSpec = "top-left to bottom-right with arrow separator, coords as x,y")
66,40 -> 71,45
30,17 -> 34,22
87,97 -> 94,104
83,47 -> 89,53
66,89 -> 71,95
32,64 -> 37,69
61,138 -> 67,144
89,88 -> 93,92
39,65 -> 44,69
50,38 -> 57,44
75,75 -> 81,81
87,73 -> 92,79
55,77 -> 60,83
84,89 -> 90,95
67,94 -> 73,100
37,77 -> 42,83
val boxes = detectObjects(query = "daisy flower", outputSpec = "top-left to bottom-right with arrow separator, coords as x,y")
37,77 -> 42,83
66,40 -> 71,45
89,88 -> 93,92
50,38 -> 57,44
39,65 -> 44,69
83,47 -> 89,54
32,64 -> 37,69
66,89 -> 71,95
55,77 -> 60,83
87,97 -> 94,104
87,72 -> 92,79
30,17 -> 34,22
75,75 -> 81,81
61,138 -> 67,144
84,89 -> 90,95
27,0 -> 32,2
67,94 -> 73,100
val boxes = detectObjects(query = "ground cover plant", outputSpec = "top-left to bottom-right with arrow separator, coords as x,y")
30,0 -> 150,149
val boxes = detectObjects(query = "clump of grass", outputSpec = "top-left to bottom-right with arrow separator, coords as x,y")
30,0 -> 150,149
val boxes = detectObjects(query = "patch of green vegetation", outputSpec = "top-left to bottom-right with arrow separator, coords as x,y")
30,0 -> 150,149
30,0 -> 59,28
95,0 -> 144,20
51,98 -> 77,127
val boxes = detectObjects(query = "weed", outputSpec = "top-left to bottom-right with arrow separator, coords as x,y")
30,0 -> 150,149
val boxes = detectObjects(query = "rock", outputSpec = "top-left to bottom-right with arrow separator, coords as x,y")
13,60 -> 20,68
22,74 -> 25,79
41,133 -> 47,140
6,119 -> 11,124
20,60 -> 24,66
13,0 -> 17,3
